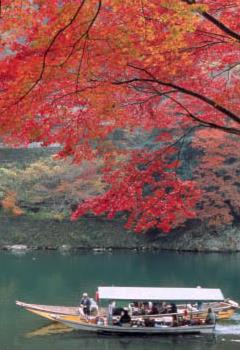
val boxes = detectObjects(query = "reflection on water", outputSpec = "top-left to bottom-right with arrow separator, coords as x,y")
1,250 -> 240,350
26,322 -> 73,338
23,321 -> 240,350
23,325 -> 240,350
25,324 -> 219,350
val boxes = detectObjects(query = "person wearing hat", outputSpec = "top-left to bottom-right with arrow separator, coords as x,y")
80,293 -> 91,316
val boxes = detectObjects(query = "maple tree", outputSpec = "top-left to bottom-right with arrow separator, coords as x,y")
0,0 -> 239,232
192,129 -> 240,227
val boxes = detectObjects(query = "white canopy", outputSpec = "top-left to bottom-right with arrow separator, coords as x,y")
98,286 -> 224,302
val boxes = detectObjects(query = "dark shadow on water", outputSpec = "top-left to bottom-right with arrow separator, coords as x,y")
26,321 -> 217,339
26,321 -> 218,350
63,331 -> 218,350
21,320 -> 240,350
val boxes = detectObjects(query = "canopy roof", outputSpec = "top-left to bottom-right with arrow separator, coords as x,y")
98,287 -> 224,302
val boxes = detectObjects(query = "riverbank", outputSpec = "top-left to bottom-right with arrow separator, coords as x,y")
1,147 -> 240,252
1,214 -> 240,252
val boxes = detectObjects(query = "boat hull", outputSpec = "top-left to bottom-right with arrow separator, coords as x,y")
54,316 -> 215,335
16,301 -> 84,321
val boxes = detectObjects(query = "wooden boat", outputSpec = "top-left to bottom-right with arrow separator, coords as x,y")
16,286 -> 238,323
51,286 -> 226,335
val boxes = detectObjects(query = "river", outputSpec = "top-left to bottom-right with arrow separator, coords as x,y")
1,250 -> 240,350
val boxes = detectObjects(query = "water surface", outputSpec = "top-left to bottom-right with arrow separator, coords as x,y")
1,250 -> 240,349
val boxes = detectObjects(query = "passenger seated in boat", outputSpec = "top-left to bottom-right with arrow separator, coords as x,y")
119,309 -> 131,325
151,303 -> 159,315
112,307 -> 124,316
139,302 -> 146,315
159,302 -> 168,314
190,318 -> 202,326
130,301 -> 140,316
80,293 -> 91,316
205,308 -> 216,325
187,303 -> 198,312
170,303 -> 177,314
131,318 -> 144,327
144,318 -> 155,327
172,315 -> 178,327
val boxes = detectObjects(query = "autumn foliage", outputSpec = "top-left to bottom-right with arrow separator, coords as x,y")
192,130 -> 240,227
0,1 -> 239,232
1,191 -> 24,216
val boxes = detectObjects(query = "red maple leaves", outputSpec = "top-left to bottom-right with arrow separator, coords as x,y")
72,151 -> 201,232
0,1 -> 239,232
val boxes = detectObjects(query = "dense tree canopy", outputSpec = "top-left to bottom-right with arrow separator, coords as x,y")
0,0 -> 239,232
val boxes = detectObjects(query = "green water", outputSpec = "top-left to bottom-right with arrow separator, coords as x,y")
1,250 -> 240,350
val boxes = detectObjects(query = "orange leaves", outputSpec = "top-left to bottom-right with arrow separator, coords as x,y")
1,192 -> 24,216
0,1 -> 240,233
0,0 -> 237,149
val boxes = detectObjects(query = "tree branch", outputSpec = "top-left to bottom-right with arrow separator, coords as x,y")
114,64 -> 240,127
60,0 -> 102,67
201,11 -> 240,42
165,93 -> 240,136
181,0 -> 240,42
16,0 -> 88,103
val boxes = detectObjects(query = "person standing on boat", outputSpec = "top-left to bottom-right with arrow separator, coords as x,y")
80,293 -> 91,316
205,308 -> 216,325
107,301 -> 116,325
